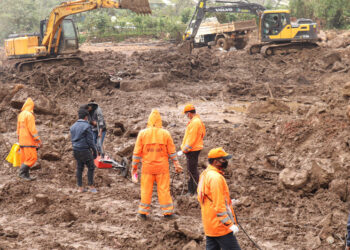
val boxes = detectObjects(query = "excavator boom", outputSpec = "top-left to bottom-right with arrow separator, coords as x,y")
43,0 -> 151,52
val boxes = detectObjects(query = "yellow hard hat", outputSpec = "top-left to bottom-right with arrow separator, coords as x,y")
183,104 -> 195,114
208,147 -> 232,159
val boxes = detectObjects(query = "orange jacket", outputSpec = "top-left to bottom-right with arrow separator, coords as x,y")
197,165 -> 238,237
132,109 -> 178,174
181,114 -> 205,153
17,98 -> 41,147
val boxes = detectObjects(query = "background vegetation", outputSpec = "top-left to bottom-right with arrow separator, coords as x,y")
0,0 -> 349,43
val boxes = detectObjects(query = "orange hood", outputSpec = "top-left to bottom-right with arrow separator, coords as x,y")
147,109 -> 162,128
21,98 -> 34,113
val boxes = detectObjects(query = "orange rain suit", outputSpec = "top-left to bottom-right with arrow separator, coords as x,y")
181,114 -> 205,153
132,109 -> 179,215
17,98 -> 41,167
197,165 -> 238,237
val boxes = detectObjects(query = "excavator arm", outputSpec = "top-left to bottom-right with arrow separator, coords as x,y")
42,0 -> 151,52
185,0 -> 265,41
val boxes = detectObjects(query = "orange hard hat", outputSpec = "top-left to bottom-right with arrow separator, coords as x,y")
208,147 -> 232,159
183,104 -> 195,114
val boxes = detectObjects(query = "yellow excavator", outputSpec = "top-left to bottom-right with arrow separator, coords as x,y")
4,0 -> 151,71
185,0 -> 318,56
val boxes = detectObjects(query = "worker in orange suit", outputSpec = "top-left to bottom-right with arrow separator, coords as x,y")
180,104 -> 205,196
17,98 -> 42,181
197,147 -> 241,250
132,109 -> 183,220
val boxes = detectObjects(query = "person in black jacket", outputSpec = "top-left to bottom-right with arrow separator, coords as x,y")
80,101 -> 107,157
70,108 -> 98,193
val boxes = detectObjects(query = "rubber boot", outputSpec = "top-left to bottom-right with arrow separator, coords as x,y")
19,164 -> 35,181
25,166 -> 36,181
19,164 -> 27,179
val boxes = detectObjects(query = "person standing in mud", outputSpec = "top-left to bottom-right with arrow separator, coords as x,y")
17,98 -> 42,181
132,109 -> 183,220
81,101 -> 107,157
70,108 -> 98,193
180,104 -> 206,196
197,147 -> 241,250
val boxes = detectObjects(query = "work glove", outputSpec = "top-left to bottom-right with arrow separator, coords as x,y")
229,224 -> 239,234
132,167 -> 138,183
174,161 -> 183,173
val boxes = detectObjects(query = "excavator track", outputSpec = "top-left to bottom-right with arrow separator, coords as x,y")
15,56 -> 84,72
249,42 -> 318,57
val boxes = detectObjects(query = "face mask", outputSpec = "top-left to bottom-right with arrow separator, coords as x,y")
220,160 -> 228,169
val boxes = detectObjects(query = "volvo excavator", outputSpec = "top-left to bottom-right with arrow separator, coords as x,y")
184,0 -> 318,56
4,0 -> 151,71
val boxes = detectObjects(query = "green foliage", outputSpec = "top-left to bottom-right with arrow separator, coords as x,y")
290,0 -> 350,29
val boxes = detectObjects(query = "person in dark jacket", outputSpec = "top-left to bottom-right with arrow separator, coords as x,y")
70,108 -> 98,193
347,213 -> 350,250
80,101 -> 107,156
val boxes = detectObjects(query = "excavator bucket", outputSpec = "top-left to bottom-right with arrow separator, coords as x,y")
120,0 -> 152,14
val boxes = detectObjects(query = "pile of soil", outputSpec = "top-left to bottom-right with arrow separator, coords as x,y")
1,36 -> 350,249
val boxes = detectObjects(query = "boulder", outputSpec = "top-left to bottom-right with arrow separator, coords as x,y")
279,168 -> 309,191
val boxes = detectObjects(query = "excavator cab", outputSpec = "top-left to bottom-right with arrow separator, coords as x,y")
260,10 -> 317,43
261,11 -> 291,41
40,18 -> 79,55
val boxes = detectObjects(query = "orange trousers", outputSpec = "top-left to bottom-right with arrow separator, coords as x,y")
20,147 -> 37,167
138,172 -> 174,215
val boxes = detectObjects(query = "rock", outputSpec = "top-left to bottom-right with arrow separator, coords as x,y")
182,240 -> 201,250
0,120 -> 6,133
310,160 -> 334,188
279,168 -> 309,191
326,236 -> 334,244
322,52 -> 341,69
329,179 -> 348,201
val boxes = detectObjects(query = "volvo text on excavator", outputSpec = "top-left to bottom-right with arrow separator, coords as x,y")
4,0 -> 151,71
184,0 -> 318,56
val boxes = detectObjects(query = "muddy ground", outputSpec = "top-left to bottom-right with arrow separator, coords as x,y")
1,33 -> 350,249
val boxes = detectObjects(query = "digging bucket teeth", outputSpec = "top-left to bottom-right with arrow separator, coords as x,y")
120,0 -> 152,14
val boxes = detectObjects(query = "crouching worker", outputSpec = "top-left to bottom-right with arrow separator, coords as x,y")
17,98 -> 42,181
70,109 -> 98,193
132,109 -> 183,220
198,147 -> 241,250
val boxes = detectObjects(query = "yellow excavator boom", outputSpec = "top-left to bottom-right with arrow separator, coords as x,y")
43,0 -> 151,53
